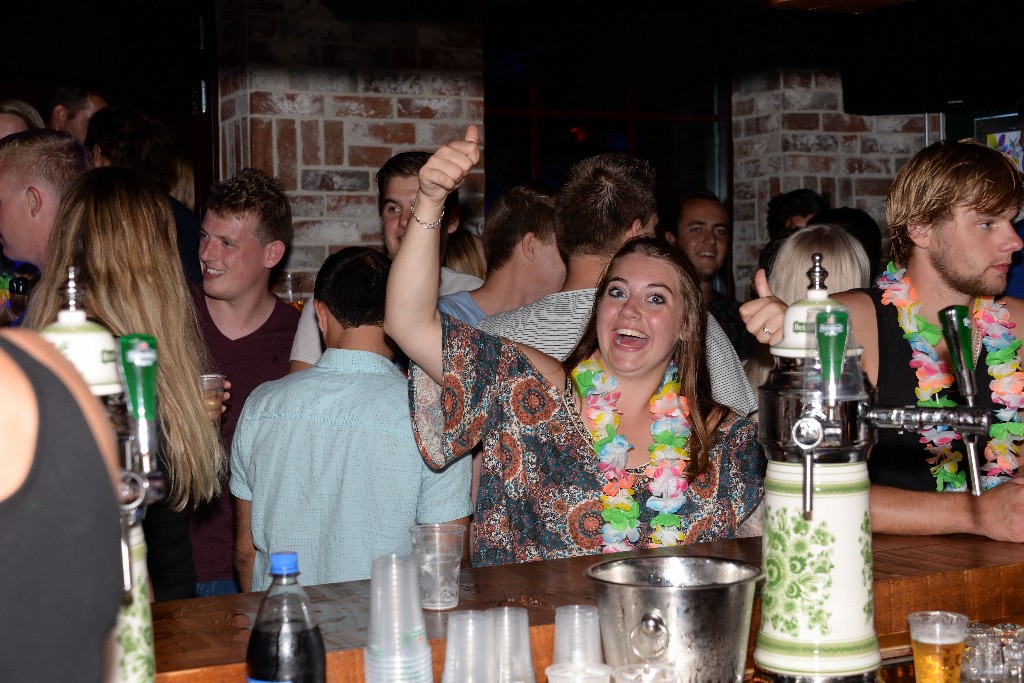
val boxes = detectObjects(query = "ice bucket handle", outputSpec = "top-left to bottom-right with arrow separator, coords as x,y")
629,610 -> 669,660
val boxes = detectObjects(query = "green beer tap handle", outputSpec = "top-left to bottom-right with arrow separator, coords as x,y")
118,334 -> 158,466
815,308 -> 849,386
938,305 -> 976,401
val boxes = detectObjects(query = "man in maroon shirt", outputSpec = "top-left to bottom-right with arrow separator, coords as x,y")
190,168 -> 299,596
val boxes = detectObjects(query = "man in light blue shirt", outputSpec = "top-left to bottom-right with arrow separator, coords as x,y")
232,247 -> 472,591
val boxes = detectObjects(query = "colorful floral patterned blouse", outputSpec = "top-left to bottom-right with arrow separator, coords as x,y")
409,315 -> 766,568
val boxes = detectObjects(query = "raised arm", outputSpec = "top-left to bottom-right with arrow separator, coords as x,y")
383,126 -> 481,384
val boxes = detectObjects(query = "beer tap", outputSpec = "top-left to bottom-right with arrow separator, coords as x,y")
755,255 -> 992,683
939,305 -> 983,495
39,268 -> 164,596
116,335 -> 164,594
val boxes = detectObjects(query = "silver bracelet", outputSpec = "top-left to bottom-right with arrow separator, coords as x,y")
409,199 -> 445,230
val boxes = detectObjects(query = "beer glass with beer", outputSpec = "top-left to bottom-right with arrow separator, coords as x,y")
908,611 -> 968,683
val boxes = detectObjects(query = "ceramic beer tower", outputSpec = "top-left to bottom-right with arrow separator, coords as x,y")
39,267 -> 163,682
755,255 -> 989,682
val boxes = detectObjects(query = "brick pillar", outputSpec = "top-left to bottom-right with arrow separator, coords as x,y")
216,0 -> 484,283
731,68 -> 941,287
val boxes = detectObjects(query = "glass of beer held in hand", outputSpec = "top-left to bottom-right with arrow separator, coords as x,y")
908,611 -> 968,683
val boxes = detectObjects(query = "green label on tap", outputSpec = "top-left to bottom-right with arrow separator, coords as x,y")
816,309 -> 848,383
119,334 -> 158,423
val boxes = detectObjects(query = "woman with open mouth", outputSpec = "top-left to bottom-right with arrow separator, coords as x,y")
385,126 -> 765,568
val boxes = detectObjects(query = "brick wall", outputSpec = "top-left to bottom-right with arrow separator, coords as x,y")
216,0 -> 484,289
731,68 -> 941,288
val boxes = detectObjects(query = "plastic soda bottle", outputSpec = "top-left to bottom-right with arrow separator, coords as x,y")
246,552 -> 326,683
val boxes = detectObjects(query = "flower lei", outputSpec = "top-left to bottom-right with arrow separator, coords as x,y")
878,262 -> 1024,491
571,352 -> 692,552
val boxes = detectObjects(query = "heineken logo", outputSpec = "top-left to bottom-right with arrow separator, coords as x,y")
126,346 -> 157,366
818,321 -> 845,337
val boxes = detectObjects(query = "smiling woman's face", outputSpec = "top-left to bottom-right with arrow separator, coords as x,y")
595,253 -> 686,380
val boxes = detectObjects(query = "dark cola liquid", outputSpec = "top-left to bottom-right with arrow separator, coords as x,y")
246,623 -> 326,683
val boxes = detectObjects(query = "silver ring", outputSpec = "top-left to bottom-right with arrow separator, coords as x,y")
761,326 -> 772,337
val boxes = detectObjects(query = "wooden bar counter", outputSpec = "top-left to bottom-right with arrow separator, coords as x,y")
154,533 -> 1024,682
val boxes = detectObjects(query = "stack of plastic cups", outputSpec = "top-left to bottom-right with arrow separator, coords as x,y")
547,605 -> 611,683
441,610 -> 496,682
364,554 -> 433,683
610,663 -> 679,683
553,605 -> 604,666
489,607 -> 535,683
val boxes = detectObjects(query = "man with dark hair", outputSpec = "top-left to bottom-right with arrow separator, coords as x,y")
47,83 -> 108,144
807,207 -> 884,281
190,167 -> 300,596
231,247 -> 471,590
744,138 -> 1024,541
758,188 -> 830,275
289,151 -> 482,370
767,188 -> 829,242
0,130 -> 89,270
664,190 -> 751,360
478,154 -> 757,417
438,183 -> 564,325
86,106 -> 202,285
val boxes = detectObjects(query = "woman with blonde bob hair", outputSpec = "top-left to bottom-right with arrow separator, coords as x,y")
26,167 -> 222,599
744,224 -> 871,394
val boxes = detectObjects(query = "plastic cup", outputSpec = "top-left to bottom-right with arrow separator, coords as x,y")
612,662 -> 679,683
441,610 -> 496,683
410,523 -> 464,610
200,373 -> 225,428
363,647 -> 433,683
488,606 -> 535,683
366,554 -> 429,659
908,611 -> 968,683
554,605 -> 603,666
545,663 -> 613,683
279,272 -> 305,310
963,630 -> 1004,681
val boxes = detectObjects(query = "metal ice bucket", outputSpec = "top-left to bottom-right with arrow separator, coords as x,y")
586,555 -> 762,683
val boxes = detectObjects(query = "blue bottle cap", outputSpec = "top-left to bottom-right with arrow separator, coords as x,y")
269,551 -> 299,575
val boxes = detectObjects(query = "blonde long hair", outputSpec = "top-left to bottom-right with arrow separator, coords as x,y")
26,167 -> 222,510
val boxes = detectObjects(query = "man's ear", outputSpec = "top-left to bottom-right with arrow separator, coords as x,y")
906,222 -> 932,249
520,232 -> 539,262
664,230 -> 677,246
26,186 -> 44,218
313,299 -> 330,338
628,218 -> 645,238
50,105 -> 68,131
263,240 -> 286,268
91,145 -> 108,168
445,202 -> 462,234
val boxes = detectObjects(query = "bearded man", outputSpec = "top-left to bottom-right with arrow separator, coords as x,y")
743,139 -> 1024,542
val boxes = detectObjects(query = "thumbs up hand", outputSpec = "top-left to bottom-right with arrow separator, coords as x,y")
740,268 -> 787,346
417,124 -> 481,207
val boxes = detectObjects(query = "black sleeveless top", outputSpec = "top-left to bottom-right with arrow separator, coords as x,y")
0,338 -> 122,681
864,287 -> 997,491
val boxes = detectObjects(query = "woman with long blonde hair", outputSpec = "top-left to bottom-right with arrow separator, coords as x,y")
26,167 -> 222,599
